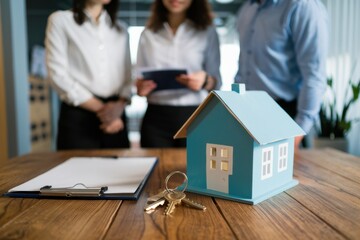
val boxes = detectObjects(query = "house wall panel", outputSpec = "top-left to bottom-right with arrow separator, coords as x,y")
252,139 -> 295,199
187,97 -> 254,199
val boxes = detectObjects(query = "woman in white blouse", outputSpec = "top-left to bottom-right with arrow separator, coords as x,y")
45,0 -> 132,149
136,0 -> 222,148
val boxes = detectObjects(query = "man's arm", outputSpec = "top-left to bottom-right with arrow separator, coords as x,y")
291,1 -> 329,133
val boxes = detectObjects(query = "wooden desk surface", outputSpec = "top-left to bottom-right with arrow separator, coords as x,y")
0,148 -> 359,240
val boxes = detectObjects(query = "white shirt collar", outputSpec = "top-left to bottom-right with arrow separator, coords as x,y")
163,19 -> 194,37
83,9 -> 110,26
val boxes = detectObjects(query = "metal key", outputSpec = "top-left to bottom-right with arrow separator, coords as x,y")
164,191 -> 185,215
144,197 -> 166,211
147,189 -> 167,202
182,198 -> 206,211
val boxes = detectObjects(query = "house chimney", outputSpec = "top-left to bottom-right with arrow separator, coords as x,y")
232,83 -> 246,94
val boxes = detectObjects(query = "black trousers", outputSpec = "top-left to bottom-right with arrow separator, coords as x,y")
276,98 -> 309,148
140,104 -> 197,148
275,99 -> 297,119
57,99 -> 130,150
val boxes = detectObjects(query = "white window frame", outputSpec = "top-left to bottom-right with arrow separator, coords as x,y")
210,159 -> 216,169
261,147 -> 273,180
278,143 -> 288,172
221,148 -> 229,158
221,160 -> 229,171
210,147 -> 217,157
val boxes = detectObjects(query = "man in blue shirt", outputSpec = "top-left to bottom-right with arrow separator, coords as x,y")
235,0 -> 329,148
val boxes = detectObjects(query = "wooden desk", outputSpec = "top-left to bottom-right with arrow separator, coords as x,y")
0,148 -> 359,239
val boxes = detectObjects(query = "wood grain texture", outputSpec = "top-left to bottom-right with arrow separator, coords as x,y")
216,193 -> 345,239
289,149 -> 360,239
294,151 -> 360,199
296,148 -> 360,184
0,198 -> 40,227
0,148 -> 359,240
104,148 -> 235,240
0,200 -> 121,240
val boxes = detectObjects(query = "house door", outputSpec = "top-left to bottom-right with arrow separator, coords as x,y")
206,144 -> 233,193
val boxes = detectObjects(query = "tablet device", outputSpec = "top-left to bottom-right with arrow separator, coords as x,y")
142,69 -> 187,91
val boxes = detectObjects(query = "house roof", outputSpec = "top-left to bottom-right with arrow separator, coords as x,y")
174,85 -> 305,145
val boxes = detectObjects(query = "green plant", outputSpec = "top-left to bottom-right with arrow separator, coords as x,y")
318,77 -> 360,139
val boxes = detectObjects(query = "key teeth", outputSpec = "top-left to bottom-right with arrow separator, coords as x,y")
164,205 -> 173,215
144,198 -> 165,211
147,190 -> 167,202
182,198 -> 206,210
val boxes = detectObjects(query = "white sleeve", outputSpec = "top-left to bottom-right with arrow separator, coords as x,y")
118,26 -> 134,99
45,12 -> 93,106
135,30 -> 148,77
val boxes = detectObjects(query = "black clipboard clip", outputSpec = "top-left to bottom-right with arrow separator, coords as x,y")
40,183 -> 108,197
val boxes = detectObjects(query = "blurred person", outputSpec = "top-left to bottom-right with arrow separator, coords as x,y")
235,0 -> 329,149
136,0 -> 222,148
45,0 -> 132,149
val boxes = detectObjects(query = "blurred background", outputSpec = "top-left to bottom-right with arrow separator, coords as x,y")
1,0 -> 359,161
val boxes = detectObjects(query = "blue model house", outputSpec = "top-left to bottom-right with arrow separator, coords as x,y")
174,84 -> 305,204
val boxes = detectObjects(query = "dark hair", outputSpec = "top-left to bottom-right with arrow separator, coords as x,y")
73,0 -> 120,29
147,0 -> 213,32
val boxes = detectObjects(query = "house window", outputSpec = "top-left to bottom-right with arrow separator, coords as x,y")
221,160 -> 229,171
210,147 -> 217,157
210,160 -> 216,169
278,143 -> 288,172
261,147 -> 273,180
221,148 -> 228,158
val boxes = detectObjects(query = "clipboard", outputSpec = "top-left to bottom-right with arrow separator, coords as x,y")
4,157 -> 158,200
141,69 -> 187,91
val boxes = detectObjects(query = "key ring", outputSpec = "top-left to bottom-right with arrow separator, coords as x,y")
165,171 -> 188,193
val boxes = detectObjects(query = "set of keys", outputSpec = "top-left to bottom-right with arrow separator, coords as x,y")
144,171 -> 206,215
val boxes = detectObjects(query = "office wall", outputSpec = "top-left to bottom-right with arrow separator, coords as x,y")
322,0 -> 360,156
23,0 -> 360,156
0,8 -> 9,163
1,0 -> 31,158
26,0 -> 72,53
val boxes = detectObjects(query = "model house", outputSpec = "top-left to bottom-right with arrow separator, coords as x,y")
174,83 -> 305,204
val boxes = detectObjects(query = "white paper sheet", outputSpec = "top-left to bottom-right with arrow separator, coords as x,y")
9,157 -> 157,194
